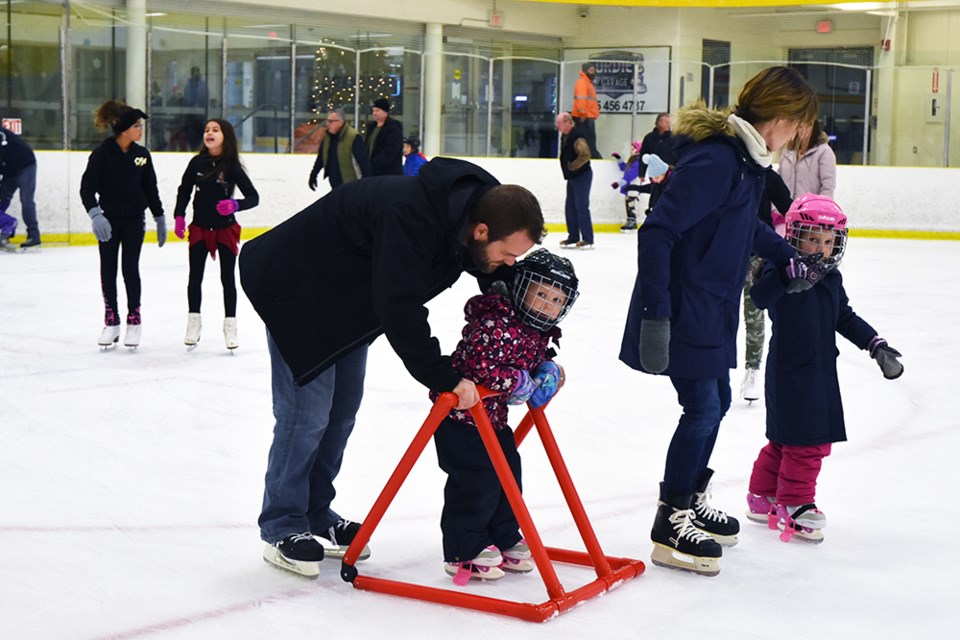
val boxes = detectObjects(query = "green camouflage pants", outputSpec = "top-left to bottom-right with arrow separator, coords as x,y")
743,256 -> 765,370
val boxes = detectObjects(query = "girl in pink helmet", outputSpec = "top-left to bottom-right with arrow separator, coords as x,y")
745,194 -> 904,543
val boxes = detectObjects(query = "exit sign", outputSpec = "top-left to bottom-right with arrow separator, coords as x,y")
489,11 -> 504,28
2,118 -> 22,134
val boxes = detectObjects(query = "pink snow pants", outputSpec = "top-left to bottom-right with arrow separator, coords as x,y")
748,441 -> 832,505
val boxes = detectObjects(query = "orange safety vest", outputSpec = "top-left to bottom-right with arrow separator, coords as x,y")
572,71 -> 599,119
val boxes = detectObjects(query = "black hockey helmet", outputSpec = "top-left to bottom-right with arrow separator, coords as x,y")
511,249 -> 580,331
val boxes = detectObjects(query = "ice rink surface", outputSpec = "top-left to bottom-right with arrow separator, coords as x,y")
1,233 -> 957,639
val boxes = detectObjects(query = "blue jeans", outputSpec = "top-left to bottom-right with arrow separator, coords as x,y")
9,163 -> 39,241
259,331 -> 368,543
662,374 -> 731,497
563,169 -> 593,244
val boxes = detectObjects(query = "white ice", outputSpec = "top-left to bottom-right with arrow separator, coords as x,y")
1,234 -> 957,639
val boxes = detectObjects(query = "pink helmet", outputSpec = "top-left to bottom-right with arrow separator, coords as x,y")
784,194 -> 848,267
631,141 -> 642,154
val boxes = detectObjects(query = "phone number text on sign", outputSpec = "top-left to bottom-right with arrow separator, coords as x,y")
601,100 -> 645,112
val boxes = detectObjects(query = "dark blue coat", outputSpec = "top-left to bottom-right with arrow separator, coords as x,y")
620,126 -> 795,379
750,264 -> 877,446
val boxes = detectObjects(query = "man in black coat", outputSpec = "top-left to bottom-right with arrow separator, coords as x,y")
239,157 -> 544,571
0,126 -> 41,248
364,98 -> 404,176
638,113 -> 675,177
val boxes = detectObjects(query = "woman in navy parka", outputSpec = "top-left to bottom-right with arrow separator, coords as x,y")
619,67 -> 819,576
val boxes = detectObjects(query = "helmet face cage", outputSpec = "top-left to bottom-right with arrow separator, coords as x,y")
784,194 -> 848,268
510,250 -> 580,332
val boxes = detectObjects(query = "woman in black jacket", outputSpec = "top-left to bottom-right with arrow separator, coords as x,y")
80,100 -> 166,349
173,118 -> 259,350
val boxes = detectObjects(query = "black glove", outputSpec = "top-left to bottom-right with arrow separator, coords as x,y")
783,254 -> 827,294
639,317 -> 670,374
308,172 -> 318,191
869,336 -> 904,380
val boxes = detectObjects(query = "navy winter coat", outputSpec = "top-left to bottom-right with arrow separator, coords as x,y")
750,264 -> 877,446
239,157 -> 499,389
620,107 -> 795,379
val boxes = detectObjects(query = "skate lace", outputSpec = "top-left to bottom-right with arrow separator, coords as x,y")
289,532 -> 314,544
669,509 -> 714,543
694,491 -> 729,523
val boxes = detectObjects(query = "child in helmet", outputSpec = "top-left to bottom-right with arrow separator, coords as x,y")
745,194 -> 904,543
431,249 -> 579,584
402,136 -> 428,176
610,142 -> 643,231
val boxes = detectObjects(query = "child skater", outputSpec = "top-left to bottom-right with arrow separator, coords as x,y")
402,136 -> 428,176
173,118 -> 259,350
432,249 -> 579,584
610,141 -> 642,231
625,153 -> 671,219
745,194 -> 904,543
80,100 -> 166,349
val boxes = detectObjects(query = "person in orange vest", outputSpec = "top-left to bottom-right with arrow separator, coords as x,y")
572,62 -> 601,159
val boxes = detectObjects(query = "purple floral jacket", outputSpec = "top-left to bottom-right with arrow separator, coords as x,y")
430,292 -> 560,430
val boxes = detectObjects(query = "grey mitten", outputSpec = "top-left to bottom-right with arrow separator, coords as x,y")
88,206 -> 112,242
639,317 -> 670,373
154,215 -> 167,247
868,336 -> 904,380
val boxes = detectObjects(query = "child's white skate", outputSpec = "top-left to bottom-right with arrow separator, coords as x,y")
444,546 -> 505,586
98,324 -> 120,349
775,503 -> 825,544
501,539 -> 535,573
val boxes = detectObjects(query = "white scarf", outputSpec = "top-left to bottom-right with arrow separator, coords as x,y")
727,114 -> 772,168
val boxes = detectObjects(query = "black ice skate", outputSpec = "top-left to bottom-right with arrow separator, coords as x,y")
690,468 -> 740,546
316,518 -> 371,561
262,532 -> 326,578
651,499 -> 722,577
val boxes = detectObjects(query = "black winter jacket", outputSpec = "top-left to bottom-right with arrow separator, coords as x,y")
173,155 -> 259,229
79,137 -> 163,220
240,157 -> 499,389
0,126 -> 36,204
364,117 -> 404,176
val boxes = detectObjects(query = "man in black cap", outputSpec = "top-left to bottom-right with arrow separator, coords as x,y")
365,98 -> 404,176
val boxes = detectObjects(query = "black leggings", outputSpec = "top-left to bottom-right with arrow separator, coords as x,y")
99,216 -> 144,316
187,241 -> 238,316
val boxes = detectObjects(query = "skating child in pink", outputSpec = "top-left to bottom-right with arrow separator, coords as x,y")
745,194 -> 904,542
431,249 -> 579,584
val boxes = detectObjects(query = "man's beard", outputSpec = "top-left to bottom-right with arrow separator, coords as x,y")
465,235 -> 496,273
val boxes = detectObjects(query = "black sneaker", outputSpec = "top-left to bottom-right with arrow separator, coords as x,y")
275,532 -> 325,562
650,501 -> 722,576
20,237 -> 41,249
317,518 -> 371,560
620,221 -> 637,232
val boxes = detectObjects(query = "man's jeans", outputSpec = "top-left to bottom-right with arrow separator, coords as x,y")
662,374 -> 731,497
11,163 -> 39,241
564,169 -> 594,244
259,331 -> 367,543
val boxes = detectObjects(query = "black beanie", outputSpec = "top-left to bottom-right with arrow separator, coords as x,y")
582,62 -> 594,73
372,98 -> 391,113
112,107 -> 148,135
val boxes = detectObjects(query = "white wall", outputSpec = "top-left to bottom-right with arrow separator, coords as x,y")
14,151 -> 960,239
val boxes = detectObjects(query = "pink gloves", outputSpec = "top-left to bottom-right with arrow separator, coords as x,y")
174,216 -> 186,239
216,199 -> 239,216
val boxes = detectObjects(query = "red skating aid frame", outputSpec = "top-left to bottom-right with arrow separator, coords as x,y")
340,386 -> 645,622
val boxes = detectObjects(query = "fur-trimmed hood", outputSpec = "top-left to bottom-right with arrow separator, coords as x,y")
672,102 -> 734,143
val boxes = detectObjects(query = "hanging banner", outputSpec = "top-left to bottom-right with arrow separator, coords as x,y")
564,47 -> 671,114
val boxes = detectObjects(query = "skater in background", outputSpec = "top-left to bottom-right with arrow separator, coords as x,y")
625,153 -> 671,220
0,124 -> 41,250
80,100 -> 166,349
619,66 -> 818,576
745,194 -> 903,543
740,168 -> 793,403
638,113 -> 675,175
555,112 -> 594,250
365,98 -> 404,176
778,119 -> 836,199
402,136 -> 428,176
610,141 -> 642,231
173,118 -> 259,350
239,157 -> 543,578
308,109 -> 370,192
432,249 -> 579,584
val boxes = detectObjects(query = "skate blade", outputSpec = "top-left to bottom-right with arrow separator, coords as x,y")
317,537 -> 371,561
745,511 -> 773,525
651,543 -> 720,577
444,564 -> 506,583
262,544 -> 320,578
